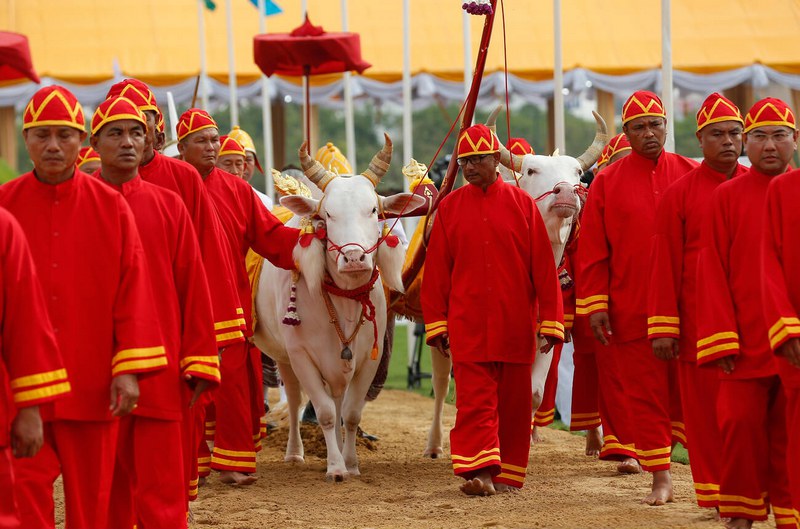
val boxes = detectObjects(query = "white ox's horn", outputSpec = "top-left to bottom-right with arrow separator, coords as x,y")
361,133 -> 393,188
575,111 -> 609,172
486,106 -> 523,173
299,141 -> 337,192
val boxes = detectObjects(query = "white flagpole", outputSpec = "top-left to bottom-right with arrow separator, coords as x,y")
258,0 -> 275,201
553,0 -> 565,153
341,0 -> 357,170
661,0 -> 675,152
225,0 -> 239,126
197,0 -> 209,109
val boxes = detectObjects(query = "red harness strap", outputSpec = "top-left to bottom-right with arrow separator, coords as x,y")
323,268 -> 381,360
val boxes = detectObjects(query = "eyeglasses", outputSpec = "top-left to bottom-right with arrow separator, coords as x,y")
457,154 -> 491,167
747,131 -> 794,144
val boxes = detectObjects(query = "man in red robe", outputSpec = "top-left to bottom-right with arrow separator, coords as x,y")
0,85 -> 167,529
421,123 -> 564,496
577,90 -> 697,505
761,166 -> 800,526
177,108 -> 299,486
647,92 -> 747,511
0,209 -> 70,529
90,96 -> 221,528
696,98 -> 798,529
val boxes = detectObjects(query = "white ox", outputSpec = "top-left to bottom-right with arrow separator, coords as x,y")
424,110 -> 608,457
253,136 -> 425,481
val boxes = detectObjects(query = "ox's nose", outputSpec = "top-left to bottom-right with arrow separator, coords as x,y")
343,249 -> 366,264
552,182 -> 575,196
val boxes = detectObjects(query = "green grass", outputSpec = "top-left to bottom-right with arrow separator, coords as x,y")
384,320 -> 690,465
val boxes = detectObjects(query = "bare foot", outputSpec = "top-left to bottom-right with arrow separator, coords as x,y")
724,518 -> 752,529
493,483 -> 519,494
616,457 -> 642,474
531,426 -> 545,444
460,470 -> 496,496
585,427 -> 602,456
642,470 -> 674,506
218,471 -> 258,486
198,476 -> 207,487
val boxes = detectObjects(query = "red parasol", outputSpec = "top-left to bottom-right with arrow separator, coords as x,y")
0,31 -> 40,83
253,15 -> 370,150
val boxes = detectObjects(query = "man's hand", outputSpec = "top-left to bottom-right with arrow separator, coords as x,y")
589,312 -> 613,346
716,356 -> 736,375
109,374 -> 139,417
539,335 -> 559,354
563,329 -> 573,344
11,406 -> 43,458
652,337 -> 679,361
185,374 -> 213,407
777,337 -> 800,368
429,334 -> 451,358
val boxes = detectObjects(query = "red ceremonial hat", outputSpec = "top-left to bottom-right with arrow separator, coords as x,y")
622,90 -> 666,125
156,109 -> 165,134
744,97 -> 796,133
76,146 -> 100,169
597,133 -> 632,169
91,96 -> 147,135
106,79 -> 159,113
22,85 -> 85,131
696,92 -> 743,132
219,135 -> 246,157
177,108 -> 217,141
506,137 -> 535,156
457,124 -> 499,158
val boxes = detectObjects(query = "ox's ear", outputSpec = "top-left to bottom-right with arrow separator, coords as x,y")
280,195 -> 321,218
380,193 -> 427,217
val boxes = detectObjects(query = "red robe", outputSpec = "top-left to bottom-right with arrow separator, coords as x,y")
421,176 -> 563,488
140,152 -> 244,347
0,208 -> 69,528
577,149 -> 696,472
203,167 -> 299,473
760,169 -> 800,519
0,170 -> 166,529
647,161 -> 746,508
0,171 -> 166,421
695,167 -> 794,523
577,150 -> 698,339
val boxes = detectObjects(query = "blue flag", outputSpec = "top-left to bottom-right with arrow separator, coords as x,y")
249,0 -> 282,16
205,0 -> 216,10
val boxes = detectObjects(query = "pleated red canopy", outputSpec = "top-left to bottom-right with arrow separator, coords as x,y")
253,15 -> 370,150
0,31 -> 40,83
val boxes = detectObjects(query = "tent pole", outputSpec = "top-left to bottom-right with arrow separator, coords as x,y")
258,0 -> 275,200
341,0 -> 357,170
225,0 -> 239,127
462,11 -> 471,101
661,0 -> 675,152
304,67 -> 311,152
553,0 -> 565,154
197,0 -> 209,110
402,0 -> 416,370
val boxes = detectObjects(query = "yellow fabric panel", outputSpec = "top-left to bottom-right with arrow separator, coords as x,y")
2,0 -> 799,84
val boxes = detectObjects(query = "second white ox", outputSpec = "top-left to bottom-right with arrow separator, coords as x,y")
424,111 -> 608,457
253,136 -> 425,481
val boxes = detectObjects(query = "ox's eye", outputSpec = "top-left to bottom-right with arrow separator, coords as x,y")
526,168 -> 535,176
371,207 -> 378,215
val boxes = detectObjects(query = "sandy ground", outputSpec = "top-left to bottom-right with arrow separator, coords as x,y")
183,389 -> 736,529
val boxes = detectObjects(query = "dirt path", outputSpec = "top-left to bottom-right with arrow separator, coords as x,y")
188,389 -> 727,529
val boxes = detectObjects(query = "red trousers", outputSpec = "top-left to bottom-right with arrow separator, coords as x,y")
211,341 -> 257,473
594,341 -> 637,461
108,415 -> 187,529
249,343 -> 266,451
786,387 -> 800,524
716,376 -> 794,525
182,398 -> 206,501
0,447 -> 20,529
533,344 -> 562,428
450,361 -> 533,489
614,338 -> 682,472
677,360 -> 722,508
13,420 -> 117,529
570,334 -> 601,432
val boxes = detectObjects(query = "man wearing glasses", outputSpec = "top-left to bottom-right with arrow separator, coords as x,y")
421,123 -> 564,496
696,98 -> 798,529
